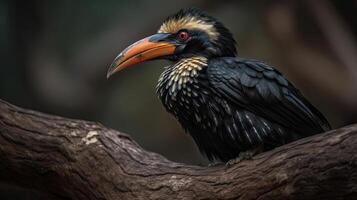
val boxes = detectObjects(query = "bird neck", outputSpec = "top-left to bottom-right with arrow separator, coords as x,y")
157,56 -> 208,97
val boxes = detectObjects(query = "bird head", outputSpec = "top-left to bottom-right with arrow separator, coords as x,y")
107,8 -> 237,78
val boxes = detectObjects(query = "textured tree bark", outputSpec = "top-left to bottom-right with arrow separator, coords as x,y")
0,99 -> 356,200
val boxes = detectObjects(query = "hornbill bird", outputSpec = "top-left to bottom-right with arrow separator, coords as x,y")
107,8 -> 331,162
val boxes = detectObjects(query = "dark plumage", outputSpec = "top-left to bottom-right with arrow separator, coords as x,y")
108,8 -> 331,162
157,56 -> 330,161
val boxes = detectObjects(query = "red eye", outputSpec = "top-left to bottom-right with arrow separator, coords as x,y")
178,31 -> 189,41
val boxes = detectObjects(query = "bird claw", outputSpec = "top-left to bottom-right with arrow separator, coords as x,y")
225,151 -> 255,166
208,162 -> 223,167
239,151 -> 255,160
225,157 -> 242,166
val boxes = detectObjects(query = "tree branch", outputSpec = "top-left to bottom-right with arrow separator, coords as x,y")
0,99 -> 356,200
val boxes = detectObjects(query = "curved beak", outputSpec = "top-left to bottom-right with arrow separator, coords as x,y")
107,33 -> 176,78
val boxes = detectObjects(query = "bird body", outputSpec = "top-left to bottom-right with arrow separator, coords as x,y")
107,8 -> 331,162
157,56 -> 329,161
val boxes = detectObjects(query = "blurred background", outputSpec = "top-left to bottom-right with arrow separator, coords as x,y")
1,0 -> 357,198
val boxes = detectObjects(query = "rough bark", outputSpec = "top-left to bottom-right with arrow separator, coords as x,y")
0,99 -> 356,200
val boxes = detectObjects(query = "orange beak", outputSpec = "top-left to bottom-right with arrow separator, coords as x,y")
107,34 -> 176,78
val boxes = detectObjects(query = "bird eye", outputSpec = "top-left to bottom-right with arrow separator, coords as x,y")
178,31 -> 189,41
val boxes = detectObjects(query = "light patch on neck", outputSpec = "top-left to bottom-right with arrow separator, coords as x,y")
157,56 -> 208,97
158,56 -> 207,98
158,16 -> 218,41
169,56 -> 207,84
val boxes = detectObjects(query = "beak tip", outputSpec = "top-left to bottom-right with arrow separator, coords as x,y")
106,68 -> 114,79
106,61 -> 118,79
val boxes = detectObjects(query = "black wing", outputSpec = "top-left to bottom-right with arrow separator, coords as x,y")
207,57 -> 331,136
